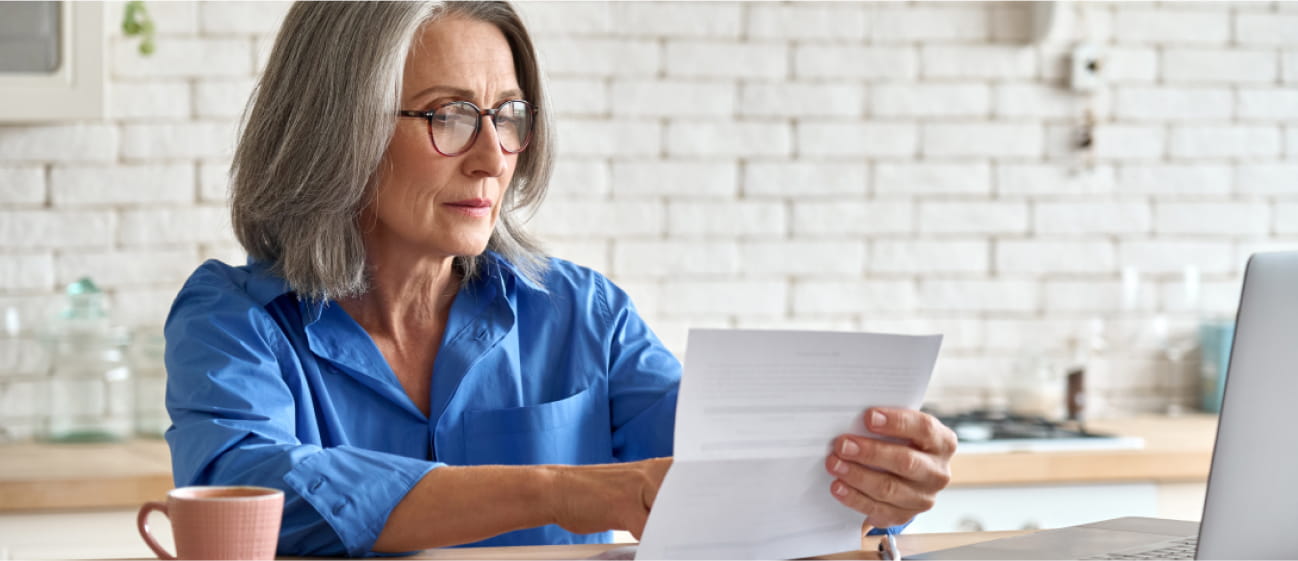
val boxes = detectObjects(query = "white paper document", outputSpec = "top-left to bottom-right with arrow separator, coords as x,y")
635,329 -> 942,560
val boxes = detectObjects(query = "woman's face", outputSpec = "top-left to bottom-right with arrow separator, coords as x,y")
365,15 -> 521,261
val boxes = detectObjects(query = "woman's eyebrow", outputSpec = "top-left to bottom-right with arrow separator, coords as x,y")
409,85 -> 525,105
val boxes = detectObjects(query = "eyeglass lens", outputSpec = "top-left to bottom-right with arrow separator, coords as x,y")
430,100 -> 533,155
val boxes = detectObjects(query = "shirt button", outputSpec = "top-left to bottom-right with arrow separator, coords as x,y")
310,480 -> 324,492
332,500 -> 348,515
476,329 -> 488,340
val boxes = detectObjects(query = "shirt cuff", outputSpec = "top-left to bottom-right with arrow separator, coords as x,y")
282,445 -> 441,557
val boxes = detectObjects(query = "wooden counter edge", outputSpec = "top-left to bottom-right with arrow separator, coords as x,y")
0,474 -> 174,511
393,531 -> 1035,560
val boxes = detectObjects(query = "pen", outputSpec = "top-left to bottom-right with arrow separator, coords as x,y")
877,531 -> 901,560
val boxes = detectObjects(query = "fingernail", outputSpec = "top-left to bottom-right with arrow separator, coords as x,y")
870,410 -> 886,428
841,439 -> 860,456
832,458 -> 848,475
833,482 -> 849,497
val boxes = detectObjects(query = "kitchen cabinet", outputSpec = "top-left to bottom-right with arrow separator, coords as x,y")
908,415 -> 1216,533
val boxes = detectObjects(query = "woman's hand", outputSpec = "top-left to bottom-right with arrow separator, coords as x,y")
825,408 -> 957,530
550,457 -> 672,539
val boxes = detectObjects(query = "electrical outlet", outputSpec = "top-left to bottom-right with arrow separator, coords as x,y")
1070,43 -> 1102,92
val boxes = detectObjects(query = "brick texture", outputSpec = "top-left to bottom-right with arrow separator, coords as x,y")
2,1 -> 1297,421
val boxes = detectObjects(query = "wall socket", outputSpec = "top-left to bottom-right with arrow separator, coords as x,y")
1070,42 -> 1103,91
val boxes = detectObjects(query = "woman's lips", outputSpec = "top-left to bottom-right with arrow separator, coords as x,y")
443,198 -> 493,218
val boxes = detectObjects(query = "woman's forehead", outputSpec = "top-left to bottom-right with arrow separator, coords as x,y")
403,15 -> 519,101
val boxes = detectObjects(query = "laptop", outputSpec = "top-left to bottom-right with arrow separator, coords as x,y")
909,251 -> 1298,560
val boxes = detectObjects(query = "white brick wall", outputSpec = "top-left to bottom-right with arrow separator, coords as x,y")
919,280 -> 1038,313
0,210 -> 116,249
744,162 -> 867,198
1237,164 -> 1298,195
799,122 -> 916,158
794,201 -> 912,236
0,167 -> 45,205
613,241 -> 738,278
870,240 -> 989,275
50,165 -> 194,206
1113,86 -> 1233,121
868,6 -> 989,42
795,46 -> 916,80
664,41 -> 787,80
661,280 -> 787,317
1169,125 -> 1282,159
739,83 -> 866,119
1115,164 -> 1232,195
996,240 -> 1117,274
112,38 -> 253,78
1112,10 -> 1231,45
1238,88 -> 1298,121
919,45 -> 1036,80
0,125 -> 117,163
1154,202 -> 1270,236
668,122 -> 791,158
2,1 -> 1296,419
1162,49 -> 1277,84
0,254 -> 54,291
194,79 -> 256,119
997,164 -> 1116,196
1118,241 -> 1236,274
108,82 -> 192,120
793,280 -> 917,315
1092,125 -> 1164,160
747,4 -> 867,41
922,123 -> 1043,158
919,201 -> 1029,235
1034,202 -> 1152,235
740,241 -> 866,276
876,163 -> 991,196
872,84 -> 990,118
1234,13 -> 1298,46
668,201 -> 785,238
612,80 -> 735,118
611,161 -> 734,199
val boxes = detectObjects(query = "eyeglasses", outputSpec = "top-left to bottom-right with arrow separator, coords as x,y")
397,99 -> 536,157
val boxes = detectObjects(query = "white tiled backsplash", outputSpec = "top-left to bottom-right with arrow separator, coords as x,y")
1,2 -> 1296,427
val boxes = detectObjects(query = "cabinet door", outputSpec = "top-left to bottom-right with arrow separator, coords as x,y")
907,483 -> 1159,533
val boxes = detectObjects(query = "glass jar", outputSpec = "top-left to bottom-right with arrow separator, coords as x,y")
40,278 -> 134,443
130,330 -> 168,438
0,307 -> 51,442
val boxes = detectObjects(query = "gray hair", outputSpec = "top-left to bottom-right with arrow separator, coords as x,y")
231,1 -> 553,301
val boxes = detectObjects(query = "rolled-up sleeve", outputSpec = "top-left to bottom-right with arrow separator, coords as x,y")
598,277 -> 680,462
164,269 -> 439,557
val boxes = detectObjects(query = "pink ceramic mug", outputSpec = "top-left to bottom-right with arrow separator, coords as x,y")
137,485 -> 284,560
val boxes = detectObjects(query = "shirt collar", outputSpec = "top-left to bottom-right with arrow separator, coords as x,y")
242,258 -> 294,307
481,250 -> 548,294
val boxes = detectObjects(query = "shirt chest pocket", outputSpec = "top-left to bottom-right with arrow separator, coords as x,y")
462,385 -> 614,466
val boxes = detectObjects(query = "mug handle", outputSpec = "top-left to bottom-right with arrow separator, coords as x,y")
137,501 -> 177,560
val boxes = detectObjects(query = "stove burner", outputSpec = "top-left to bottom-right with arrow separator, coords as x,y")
935,410 -> 1113,442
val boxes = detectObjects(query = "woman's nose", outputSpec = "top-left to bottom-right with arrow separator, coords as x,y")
460,115 -> 508,178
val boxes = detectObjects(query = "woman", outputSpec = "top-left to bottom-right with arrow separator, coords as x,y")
164,1 -> 957,557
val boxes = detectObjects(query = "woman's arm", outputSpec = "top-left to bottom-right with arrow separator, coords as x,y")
372,458 -> 672,552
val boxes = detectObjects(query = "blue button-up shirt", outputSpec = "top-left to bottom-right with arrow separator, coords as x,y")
163,253 -> 680,556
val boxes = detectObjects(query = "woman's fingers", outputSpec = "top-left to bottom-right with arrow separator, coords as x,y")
825,454 -> 935,512
865,408 -> 958,456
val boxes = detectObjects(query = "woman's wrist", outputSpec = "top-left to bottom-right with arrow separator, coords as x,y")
540,464 -> 571,528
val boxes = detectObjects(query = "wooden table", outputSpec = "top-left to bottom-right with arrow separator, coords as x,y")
402,530 -> 1032,559
0,503 -> 1030,560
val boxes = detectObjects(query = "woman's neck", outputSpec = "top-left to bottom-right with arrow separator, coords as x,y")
339,243 -> 461,341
